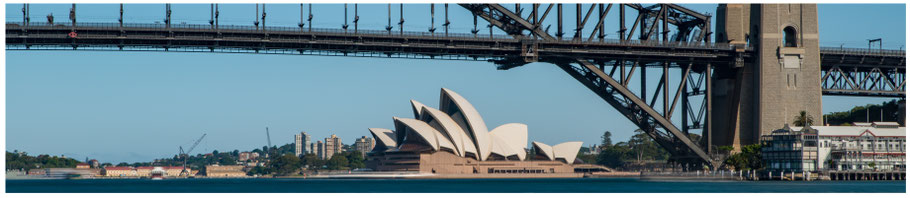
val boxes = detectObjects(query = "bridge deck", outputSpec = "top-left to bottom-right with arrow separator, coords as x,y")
6,22 -> 906,98
8,22 -> 741,64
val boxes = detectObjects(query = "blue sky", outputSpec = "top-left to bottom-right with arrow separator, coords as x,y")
5,4 -> 906,163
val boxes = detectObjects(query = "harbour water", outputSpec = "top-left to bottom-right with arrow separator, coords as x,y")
6,178 -> 906,193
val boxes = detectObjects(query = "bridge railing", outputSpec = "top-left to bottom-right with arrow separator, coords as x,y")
548,36 -> 738,50
8,21 -> 740,50
820,47 -> 906,57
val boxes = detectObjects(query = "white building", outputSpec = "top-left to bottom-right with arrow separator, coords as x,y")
294,131 -> 311,157
353,136 -> 375,157
367,88 -> 587,174
814,122 -> 906,171
763,122 -> 906,172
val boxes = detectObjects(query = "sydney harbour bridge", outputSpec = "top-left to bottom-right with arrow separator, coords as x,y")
6,3 -> 906,168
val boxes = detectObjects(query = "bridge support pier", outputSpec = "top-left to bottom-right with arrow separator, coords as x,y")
713,4 -> 822,151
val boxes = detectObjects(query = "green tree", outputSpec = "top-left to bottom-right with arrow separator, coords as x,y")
597,144 -> 632,168
326,155 -> 350,170
576,153 -> 597,164
723,144 -> 763,171
792,110 -> 815,127
601,131 -> 613,147
346,151 -> 366,169
270,154 -> 302,176
824,99 -> 904,126
300,153 -> 325,169
628,130 -> 668,162
247,166 -> 271,176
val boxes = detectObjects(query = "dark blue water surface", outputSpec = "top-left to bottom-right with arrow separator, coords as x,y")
6,178 -> 906,193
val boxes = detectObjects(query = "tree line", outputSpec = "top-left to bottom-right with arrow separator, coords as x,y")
823,99 -> 904,126
578,130 -> 762,171
6,151 -> 83,170
248,151 -> 366,176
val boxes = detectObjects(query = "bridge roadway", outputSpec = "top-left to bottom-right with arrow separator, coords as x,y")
7,22 -> 738,64
6,22 -> 906,98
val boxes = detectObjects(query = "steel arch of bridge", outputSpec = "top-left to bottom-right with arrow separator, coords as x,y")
6,3 -> 906,167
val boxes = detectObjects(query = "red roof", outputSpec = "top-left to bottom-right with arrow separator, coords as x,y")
104,167 -> 132,170
77,163 -> 89,166
136,166 -> 154,169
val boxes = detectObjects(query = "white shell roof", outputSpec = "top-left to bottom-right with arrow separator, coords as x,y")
553,142 -> 583,164
371,88 -> 584,163
394,117 -> 457,152
532,141 -> 555,161
489,136 -> 517,159
410,100 -> 428,119
368,128 -> 397,151
440,88 -> 492,161
532,141 -> 583,164
421,106 -> 472,158
489,123 -> 529,160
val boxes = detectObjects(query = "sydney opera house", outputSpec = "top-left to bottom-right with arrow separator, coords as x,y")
366,88 -> 594,175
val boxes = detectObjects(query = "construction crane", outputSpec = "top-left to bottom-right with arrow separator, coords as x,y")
178,133 -> 206,177
265,127 -> 272,158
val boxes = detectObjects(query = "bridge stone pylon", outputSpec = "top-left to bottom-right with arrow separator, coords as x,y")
714,4 -> 822,152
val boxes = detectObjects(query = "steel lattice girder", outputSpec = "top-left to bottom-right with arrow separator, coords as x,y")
821,65 -> 905,97
554,58 -> 713,164
463,3 -> 716,165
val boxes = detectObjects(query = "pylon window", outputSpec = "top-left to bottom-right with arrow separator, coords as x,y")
783,26 -> 798,47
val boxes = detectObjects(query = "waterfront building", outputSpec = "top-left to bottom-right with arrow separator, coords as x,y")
76,163 -> 90,169
295,131 -> 312,157
136,166 -> 154,177
103,167 -> 137,177
354,136 -> 375,157
762,122 -> 906,173
760,126 -> 820,172
324,134 -> 343,160
205,165 -> 247,177
135,166 -> 189,177
316,140 -> 325,159
366,88 -> 593,175
27,169 -> 46,175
